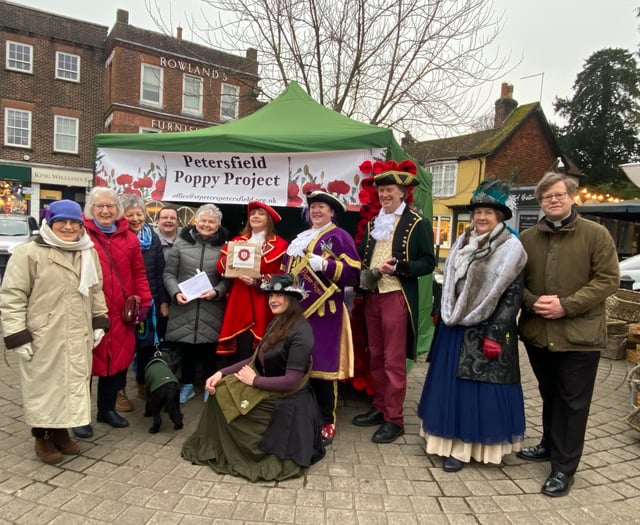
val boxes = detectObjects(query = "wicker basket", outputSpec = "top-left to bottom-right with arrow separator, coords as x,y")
607,289 -> 640,323
603,335 -> 628,360
625,365 -> 640,432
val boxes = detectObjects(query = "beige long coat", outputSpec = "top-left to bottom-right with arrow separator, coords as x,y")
0,238 -> 108,428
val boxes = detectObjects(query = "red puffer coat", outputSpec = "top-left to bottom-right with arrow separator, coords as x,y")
84,218 -> 152,376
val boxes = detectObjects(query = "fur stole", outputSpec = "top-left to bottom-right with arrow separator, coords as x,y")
440,224 -> 527,327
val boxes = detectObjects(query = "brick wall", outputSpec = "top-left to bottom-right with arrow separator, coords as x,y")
0,27 -> 107,167
486,117 -> 557,186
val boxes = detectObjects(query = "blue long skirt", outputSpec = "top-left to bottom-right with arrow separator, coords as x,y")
418,323 -> 525,445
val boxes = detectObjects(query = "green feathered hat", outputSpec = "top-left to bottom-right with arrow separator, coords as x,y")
469,177 -> 515,220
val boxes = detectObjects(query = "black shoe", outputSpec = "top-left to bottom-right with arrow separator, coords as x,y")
97,410 -> 129,428
371,421 -> 404,443
443,455 -> 464,473
352,409 -> 384,427
541,471 -> 574,497
72,424 -> 93,439
517,444 -> 550,462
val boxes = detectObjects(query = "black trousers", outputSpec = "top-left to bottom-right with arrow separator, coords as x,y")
525,344 -> 600,476
97,370 -> 128,413
175,342 -> 216,386
310,378 -> 337,426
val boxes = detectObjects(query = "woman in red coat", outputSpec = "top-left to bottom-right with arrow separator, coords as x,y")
216,202 -> 288,364
73,187 -> 152,438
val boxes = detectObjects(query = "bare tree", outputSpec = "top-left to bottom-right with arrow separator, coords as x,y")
147,0 -> 509,139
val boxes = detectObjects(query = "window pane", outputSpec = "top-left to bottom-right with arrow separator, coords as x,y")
221,84 -> 239,120
7,42 -> 32,72
183,75 -> 202,113
429,162 -> 457,197
56,52 -> 80,81
142,64 -> 162,104
5,109 -> 30,146
54,116 -> 78,153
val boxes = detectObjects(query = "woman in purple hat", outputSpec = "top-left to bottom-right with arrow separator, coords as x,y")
0,200 -> 109,464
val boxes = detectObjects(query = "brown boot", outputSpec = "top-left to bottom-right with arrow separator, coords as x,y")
50,428 -> 80,455
33,429 -> 63,464
116,388 -> 134,412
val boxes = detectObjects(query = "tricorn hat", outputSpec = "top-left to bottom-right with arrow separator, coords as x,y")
373,159 -> 419,187
469,177 -> 515,220
260,273 -> 306,301
247,201 -> 281,223
305,190 -> 346,213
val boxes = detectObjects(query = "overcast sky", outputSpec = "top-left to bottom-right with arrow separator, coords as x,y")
13,0 -> 640,133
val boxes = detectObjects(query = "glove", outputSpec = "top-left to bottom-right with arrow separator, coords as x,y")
482,337 -> 501,360
136,306 -> 150,323
14,343 -> 33,362
93,329 -> 105,348
308,254 -> 326,272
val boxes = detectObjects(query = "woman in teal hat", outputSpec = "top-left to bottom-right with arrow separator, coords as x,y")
417,178 -> 528,472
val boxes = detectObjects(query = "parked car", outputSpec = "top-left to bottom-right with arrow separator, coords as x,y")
619,254 -> 640,290
0,214 -> 39,280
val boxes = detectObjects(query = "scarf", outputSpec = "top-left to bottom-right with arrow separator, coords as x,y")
440,223 -> 527,326
286,222 -> 332,257
371,202 -> 406,241
93,219 -> 116,235
137,223 -> 153,251
40,223 -> 99,297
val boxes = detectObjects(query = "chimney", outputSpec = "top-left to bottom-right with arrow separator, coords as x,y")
116,9 -> 129,25
176,27 -> 183,40
494,83 -> 518,128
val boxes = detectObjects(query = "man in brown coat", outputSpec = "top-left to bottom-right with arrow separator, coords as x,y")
518,172 -> 619,497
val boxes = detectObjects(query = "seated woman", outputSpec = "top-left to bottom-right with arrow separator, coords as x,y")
181,274 -> 325,482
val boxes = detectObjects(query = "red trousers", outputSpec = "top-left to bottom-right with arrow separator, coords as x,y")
364,290 -> 408,426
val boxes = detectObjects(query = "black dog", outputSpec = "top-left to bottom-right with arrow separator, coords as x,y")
144,354 -> 183,434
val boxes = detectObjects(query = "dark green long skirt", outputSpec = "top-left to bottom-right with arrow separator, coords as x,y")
181,389 -> 324,482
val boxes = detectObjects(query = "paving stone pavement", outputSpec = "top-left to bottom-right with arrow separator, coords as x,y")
1,342 -> 639,524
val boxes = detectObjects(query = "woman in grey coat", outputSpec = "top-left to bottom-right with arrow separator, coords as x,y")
163,204 -> 230,403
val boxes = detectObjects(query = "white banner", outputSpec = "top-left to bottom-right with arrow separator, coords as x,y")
95,147 -> 386,209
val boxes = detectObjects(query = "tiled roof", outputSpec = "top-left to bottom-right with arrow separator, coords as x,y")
107,22 -> 258,77
410,103 -> 541,164
1,1 -> 107,47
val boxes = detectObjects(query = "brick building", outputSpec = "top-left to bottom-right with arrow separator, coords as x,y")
0,1 -> 260,218
0,0 -> 106,214
404,83 -> 582,261
104,9 -> 259,135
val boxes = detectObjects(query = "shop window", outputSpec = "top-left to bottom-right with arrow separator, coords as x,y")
6,41 -> 33,73
433,215 -> 452,248
55,52 -> 80,82
183,74 -> 203,115
54,116 -> 79,153
140,63 -> 163,106
428,161 -> 458,197
4,108 -> 31,148
220,83 -> 239,120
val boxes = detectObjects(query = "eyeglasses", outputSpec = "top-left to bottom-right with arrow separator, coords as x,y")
541,192 -> 568,203
94,203 -> 116,210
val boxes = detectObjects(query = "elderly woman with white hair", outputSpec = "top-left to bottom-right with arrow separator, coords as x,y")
73,187 -> 152,438
163,204 -> 231,403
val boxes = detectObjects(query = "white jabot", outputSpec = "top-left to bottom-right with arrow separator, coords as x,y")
287,222 -> 332,257
371,202 -> 406,241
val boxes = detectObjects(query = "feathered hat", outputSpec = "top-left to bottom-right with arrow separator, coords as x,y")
469,177 -> 515,220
